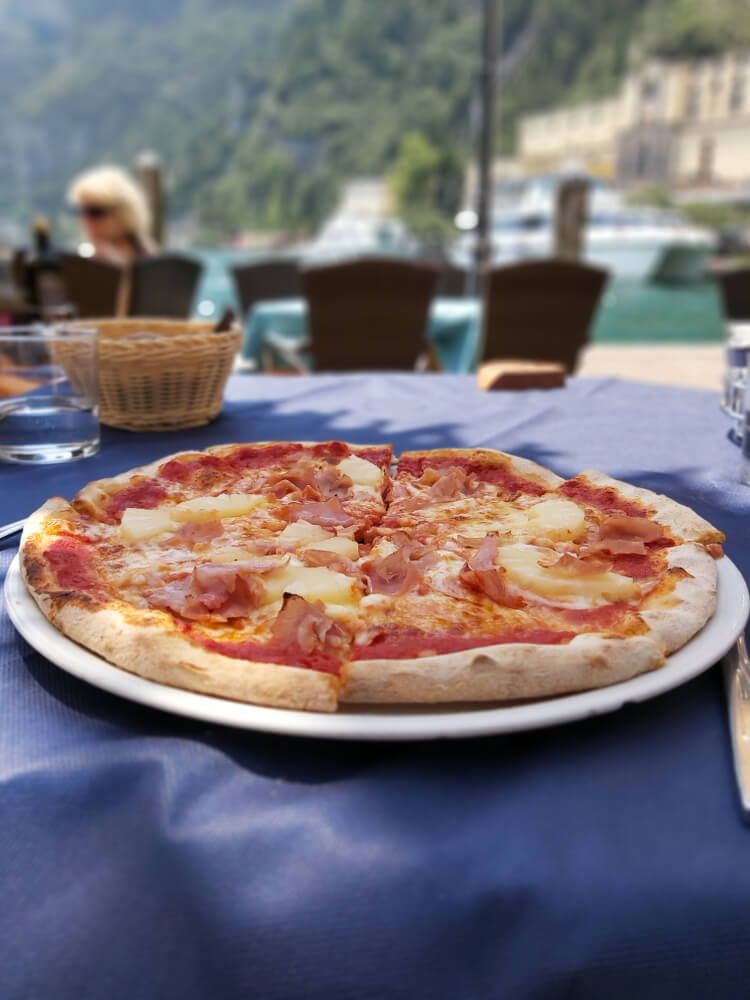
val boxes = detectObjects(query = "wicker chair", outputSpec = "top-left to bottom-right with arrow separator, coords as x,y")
128,253 -> 203,318
231,257 -> 302,320
436,264 -> 470,297
59,252 -> 124,318
481,259 -> 608,373
714,267 -> 750,322
300,256 -> 439,371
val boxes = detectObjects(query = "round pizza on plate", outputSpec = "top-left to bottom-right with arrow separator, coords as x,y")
19,440 -> 725,713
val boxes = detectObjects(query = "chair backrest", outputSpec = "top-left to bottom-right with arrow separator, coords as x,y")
436,264 -> 470,297
230,257 -> 302,319
59,252 -> 124,318
482,258 -> 608,373
714,267 -> 750,322
301,256 -> 439,371
127,253 -> 203,318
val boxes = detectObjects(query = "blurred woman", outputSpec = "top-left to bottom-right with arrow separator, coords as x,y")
68,165 -> 157,264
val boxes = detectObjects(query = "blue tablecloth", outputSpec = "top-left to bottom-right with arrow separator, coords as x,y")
2,374 -> 750,1000
244,297 -> 480,372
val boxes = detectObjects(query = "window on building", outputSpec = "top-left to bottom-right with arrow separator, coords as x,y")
730,75 -> 746,112
711,66 -> 723,94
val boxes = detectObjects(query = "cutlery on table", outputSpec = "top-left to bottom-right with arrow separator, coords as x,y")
0,519 -> 25,542
724,634 -> 750,822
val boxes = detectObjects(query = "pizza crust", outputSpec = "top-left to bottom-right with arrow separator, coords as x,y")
580,469 -> 724,545
639,543 -> 718,654
341,634 -> 665,704
21,557 -> 338,713
399,448 -> 564,491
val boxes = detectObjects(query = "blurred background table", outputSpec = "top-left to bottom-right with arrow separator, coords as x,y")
243,297 -> 481,372
2,373 -> 750,999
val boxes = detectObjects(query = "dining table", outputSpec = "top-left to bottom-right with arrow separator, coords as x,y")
243,297 -> 482,372
2,371 -> 750,999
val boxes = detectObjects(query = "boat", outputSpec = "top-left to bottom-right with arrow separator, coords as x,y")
452,174 -> 716,283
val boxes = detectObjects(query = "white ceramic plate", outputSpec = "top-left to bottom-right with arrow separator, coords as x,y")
4,554 -> 748,741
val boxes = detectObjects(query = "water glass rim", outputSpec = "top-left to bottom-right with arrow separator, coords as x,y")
0,324 -> 99,340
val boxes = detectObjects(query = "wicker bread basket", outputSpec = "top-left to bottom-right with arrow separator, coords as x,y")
83,318 -> 241,431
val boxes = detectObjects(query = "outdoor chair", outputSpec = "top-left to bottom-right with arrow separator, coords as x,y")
296,255 -> 440,371
436,264 -> 470,297
481,258 -> 608,373
714,267 -> 750,322
128,253 -> 202,318
59,252 -> 124,318
231,257 -> 302,320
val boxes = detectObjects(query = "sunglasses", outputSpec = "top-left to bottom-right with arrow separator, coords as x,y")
74,204 -> 113,219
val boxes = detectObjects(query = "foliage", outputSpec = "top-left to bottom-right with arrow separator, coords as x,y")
1,0 -> 749,243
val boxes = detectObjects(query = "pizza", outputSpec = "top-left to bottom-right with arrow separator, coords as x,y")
19,441 -> 725,713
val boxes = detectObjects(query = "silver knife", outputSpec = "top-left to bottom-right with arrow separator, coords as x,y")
0,519 -> 25,542
723,634 -> 750,821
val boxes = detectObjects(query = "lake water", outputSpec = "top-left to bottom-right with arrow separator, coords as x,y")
192,249 -> 725,345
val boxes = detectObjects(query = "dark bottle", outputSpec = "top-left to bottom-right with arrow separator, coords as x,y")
25,216 -> 66,310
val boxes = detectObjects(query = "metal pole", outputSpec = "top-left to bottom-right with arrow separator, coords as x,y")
135,150 -> 165,246
473,0 -> 500,295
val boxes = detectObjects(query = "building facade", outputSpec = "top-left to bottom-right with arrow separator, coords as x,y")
519,51 -> 750,188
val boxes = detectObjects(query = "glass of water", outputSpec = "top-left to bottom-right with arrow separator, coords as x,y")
0,325 -> 99,463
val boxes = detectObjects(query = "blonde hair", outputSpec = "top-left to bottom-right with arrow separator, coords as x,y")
68,165 -> 153,243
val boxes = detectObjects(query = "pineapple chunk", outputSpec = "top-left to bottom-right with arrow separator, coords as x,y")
524,498 -> 585,541
279,520 -> 332,542
498,544 -> 639,603
209,547 -> 266,564
302,535 -> 359,559
263,566 -> 360,605
170,493 -> 265,522
337,454 -> 383,488
119,507 -> 175,543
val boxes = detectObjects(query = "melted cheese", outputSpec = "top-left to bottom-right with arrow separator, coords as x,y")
263,565 -> 360,605
498,544 -> 639,603
119,493 -> 265,543
337,455 -> 383,488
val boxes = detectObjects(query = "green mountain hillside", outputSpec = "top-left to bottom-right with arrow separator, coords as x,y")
1,0 -> 748,242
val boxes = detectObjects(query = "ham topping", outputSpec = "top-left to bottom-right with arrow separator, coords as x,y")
599,515 -> 664,543
285,496 -> 355,528
270,459 -> 354,499
362,541 -> 436,595
172,520 -> 224,547
270,594 -> 349,655
300,547 -> 361,578
548,552 -> 613,576
147,562 -> 270,621
427,466 -> 479,500
458,533 -> 524,608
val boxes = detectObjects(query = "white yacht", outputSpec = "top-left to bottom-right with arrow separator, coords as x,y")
453,175 -> 716,283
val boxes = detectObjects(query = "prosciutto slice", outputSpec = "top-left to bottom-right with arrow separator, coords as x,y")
458,534 -> 524,608
285,496 -> 355,528
270,594 -> 349,655
172,520 -> 224,547
147,562 -> 271,620
300,547 -> 361,578
363,541 -> 436,596
427,466 -> 479,500
599,515 -> 664,543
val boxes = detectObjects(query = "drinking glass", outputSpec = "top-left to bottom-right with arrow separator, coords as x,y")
0,325 -> 99,463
